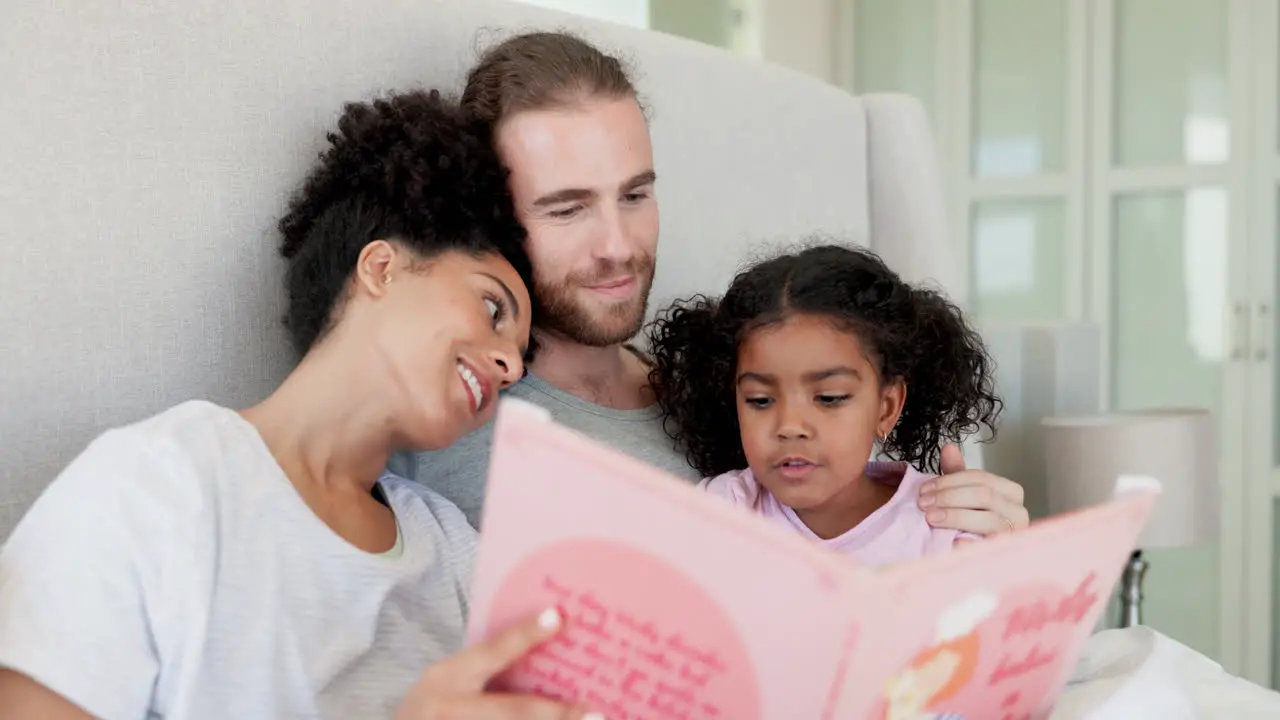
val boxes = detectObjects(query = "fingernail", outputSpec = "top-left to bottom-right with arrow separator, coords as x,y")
927,510 -> 945,524
920,481 -> 936,494
918,494 -> 935,508
537,607 -> 562,631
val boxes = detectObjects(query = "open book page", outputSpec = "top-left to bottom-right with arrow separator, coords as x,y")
467,399 -> 877,719
468,400 -> 1158,719
831,485 -> 1158,720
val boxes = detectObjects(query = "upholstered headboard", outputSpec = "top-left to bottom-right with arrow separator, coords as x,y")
0,0 -> 951,537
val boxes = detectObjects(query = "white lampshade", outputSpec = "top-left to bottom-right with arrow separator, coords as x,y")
1040,409 -> 1218,548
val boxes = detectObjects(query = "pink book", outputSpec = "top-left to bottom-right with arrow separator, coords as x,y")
466,399 -> 1160,720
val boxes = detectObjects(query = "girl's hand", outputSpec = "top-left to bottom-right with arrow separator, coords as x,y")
396,608 -> 602,720
918,444 -> 1029,537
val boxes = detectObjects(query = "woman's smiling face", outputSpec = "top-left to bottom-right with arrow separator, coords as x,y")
348,242 -> 532,451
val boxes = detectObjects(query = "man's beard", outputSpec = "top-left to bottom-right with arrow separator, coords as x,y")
533,257 -> 656,347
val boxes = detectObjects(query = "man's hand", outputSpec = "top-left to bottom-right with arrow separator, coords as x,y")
397,608 -> 602,720
918,443 -> 1029,537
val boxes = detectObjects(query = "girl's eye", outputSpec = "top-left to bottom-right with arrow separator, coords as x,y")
817,394 -> 851,406
744,397 -> 773,409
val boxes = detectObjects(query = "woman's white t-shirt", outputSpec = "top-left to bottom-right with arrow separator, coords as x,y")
0,401 -> 479,719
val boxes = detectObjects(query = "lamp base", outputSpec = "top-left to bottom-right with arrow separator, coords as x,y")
1118,548 -> 1148,628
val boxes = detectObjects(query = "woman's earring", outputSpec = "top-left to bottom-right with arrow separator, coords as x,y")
876,430 -> 888,443
382,275 -> 392,286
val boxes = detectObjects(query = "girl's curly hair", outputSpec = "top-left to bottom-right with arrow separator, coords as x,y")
276,89 -> 531,356
646,243 -> 1002,477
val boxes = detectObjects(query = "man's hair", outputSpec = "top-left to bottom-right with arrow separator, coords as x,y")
462,31 -> 638,129
276,89 -> 531,355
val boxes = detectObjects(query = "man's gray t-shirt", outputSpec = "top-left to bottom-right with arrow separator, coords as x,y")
392,373 -> 701,528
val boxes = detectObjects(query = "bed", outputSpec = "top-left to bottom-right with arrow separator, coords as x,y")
2,0 -> 1277,715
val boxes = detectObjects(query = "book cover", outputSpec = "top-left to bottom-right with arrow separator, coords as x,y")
466,399 -> 1158,720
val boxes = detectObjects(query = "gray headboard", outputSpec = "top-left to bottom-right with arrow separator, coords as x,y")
0,0 -> 949,537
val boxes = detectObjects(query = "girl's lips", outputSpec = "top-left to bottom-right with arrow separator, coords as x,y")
774,457 -> 819,481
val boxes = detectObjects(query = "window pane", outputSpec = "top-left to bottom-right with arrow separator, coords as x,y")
1273,186 -> 1280,472
1111,188 -> 1227,413
1274,497 -> 1280,688
1113,0 -> 1229,166
853,0 -> 936,121
971,0 -> 1068,176
512,0 -> 650,28
970,200 -> 1066,323
1111,188 -> 1226,660
649,0 -> 736,49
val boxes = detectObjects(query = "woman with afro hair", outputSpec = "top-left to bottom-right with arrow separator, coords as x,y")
0,90 -> 597,720
647,243 -> 1004,564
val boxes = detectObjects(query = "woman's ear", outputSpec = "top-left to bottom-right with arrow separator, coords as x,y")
877,376 -> 907,438
354,240 -> 398,298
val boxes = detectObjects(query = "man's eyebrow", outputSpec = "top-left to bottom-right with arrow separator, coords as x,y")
532,171 -> 657,207
532,187 -> 595,207
480,273 -> 521,321
622,170 -> 657,191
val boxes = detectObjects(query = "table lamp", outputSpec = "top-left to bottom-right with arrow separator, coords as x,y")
1040,409 -> 1218,627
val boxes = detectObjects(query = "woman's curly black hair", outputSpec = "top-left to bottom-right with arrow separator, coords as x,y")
646,243 -> 1002,477
276,88 -> 531,356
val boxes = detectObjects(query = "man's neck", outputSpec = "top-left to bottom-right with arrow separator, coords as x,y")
527,335 -> 654,410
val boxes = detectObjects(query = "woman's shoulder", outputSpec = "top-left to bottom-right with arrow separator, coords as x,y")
81,399 -> 241,448
123,398 -> 241,436
69,400 -> 244,480
27,401 -> 249,533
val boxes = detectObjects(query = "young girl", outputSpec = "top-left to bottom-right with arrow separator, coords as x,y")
647,244 -> 1002,565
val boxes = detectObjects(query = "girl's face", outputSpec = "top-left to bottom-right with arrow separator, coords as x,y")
351,243 -> 532,451
734,313 -> 905,518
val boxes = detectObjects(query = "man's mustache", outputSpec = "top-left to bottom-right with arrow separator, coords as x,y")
566,257 -> 654,287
